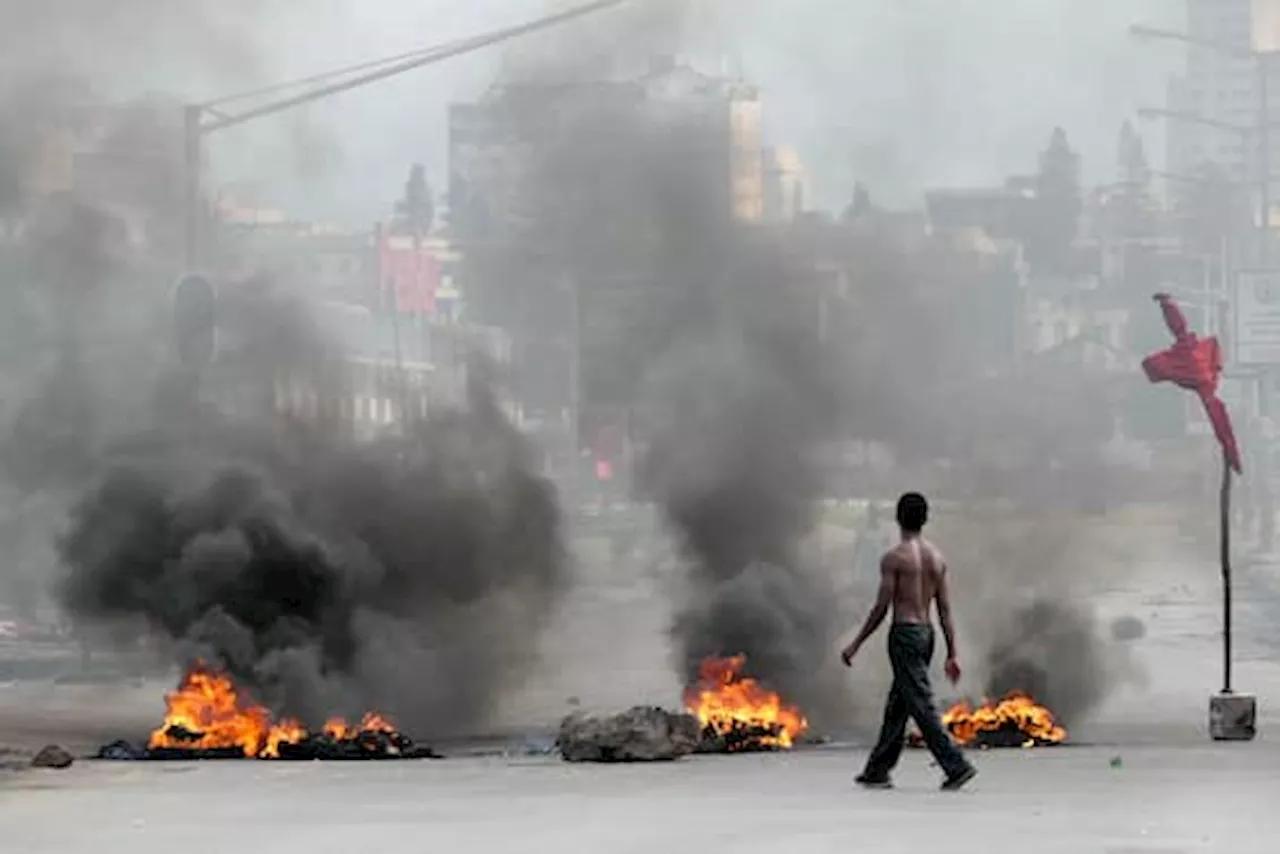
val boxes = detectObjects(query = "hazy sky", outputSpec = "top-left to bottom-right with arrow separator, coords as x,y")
47,0 -> 1187,224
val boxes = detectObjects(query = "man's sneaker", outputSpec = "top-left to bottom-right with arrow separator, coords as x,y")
855,773 -> 893,789
940,766 -> 977,791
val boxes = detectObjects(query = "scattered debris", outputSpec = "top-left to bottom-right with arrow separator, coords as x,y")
98,733 -> 439,762
506,735 -> 557,757
98,741 -> 147,761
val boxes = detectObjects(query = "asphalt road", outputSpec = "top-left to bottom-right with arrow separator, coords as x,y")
1,743 -> 1273,854
2,512 -> 1278,852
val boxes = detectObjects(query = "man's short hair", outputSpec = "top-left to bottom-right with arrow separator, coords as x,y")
896,492 -> 928,532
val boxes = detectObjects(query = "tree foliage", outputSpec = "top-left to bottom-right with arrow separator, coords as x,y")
1023,127 -> 1082,276
395,163 -> 435,238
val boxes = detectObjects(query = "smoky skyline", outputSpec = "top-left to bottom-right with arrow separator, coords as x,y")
0,0 -> 1197,743
1,0 -> 1182,223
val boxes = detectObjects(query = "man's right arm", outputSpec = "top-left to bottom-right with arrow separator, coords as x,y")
840,554 -> 896,665
935,560 -> 961,679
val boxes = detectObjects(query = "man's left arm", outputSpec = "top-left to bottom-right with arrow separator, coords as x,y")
841,555 -> 896,666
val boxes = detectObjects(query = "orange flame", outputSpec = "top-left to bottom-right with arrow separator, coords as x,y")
323,713 -> 396,741
940,691 -> 1067,748
148,666 -> 399,759
683,656 -> 808,749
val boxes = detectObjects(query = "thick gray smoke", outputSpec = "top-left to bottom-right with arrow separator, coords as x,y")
644,322 -> 851,724
937,516 -> 1144,726
57,367 -> 566,733
0,0 -> 315,83
0,1 -> 568,735
0,79 -> 192,617
462,8 -> 854,728
984,601 -> 1113,726
44,283 -> 568,735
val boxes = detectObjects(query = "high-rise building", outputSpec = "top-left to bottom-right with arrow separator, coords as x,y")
447,57 -> 765,250
1166,0 -> 1280,187
762,146 -> 808,222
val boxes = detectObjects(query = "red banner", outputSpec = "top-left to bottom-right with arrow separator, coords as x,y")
379,235 -> 439,314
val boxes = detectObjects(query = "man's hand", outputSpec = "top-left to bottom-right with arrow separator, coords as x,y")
944,656 -> 961,685
840,643 -> 859,668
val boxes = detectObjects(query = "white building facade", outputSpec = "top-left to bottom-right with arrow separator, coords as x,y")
1166,0 -> 1280,190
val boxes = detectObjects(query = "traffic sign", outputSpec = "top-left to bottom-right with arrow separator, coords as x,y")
1234,270 -> 1280,365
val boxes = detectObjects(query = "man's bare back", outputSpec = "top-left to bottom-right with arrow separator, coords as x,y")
840,518 -> 961,684
884,537 -> 944,626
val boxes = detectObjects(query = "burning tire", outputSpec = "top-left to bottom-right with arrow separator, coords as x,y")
98,665 -> 439,761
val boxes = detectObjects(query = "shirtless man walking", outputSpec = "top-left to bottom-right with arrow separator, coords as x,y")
840,492 -> 977,791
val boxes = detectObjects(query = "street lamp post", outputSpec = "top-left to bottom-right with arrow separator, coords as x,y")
178,0 -> 635,269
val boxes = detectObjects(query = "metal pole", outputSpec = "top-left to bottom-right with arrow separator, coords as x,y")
1258,55 -> 1271,263
1202,254 -> 1213,333
199,0 -> 633,136
183,104 -> 203,268
1258,55 -> 1276,551
567,273 -> 581,508
176,1 -> 635,269
1221,450 -> 1234,694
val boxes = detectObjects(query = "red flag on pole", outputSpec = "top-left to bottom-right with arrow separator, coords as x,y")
1140,293 -> 1243,473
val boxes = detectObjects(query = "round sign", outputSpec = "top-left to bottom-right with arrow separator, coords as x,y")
1254,277 -> 1280,305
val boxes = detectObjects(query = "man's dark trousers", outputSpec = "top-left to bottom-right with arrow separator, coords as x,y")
861,623 -> 973,780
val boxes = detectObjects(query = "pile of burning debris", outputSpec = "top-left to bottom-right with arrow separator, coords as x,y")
911,691 -> 1067,750
557,655 -> 810,763
684,656 -> 808,754
99,667 -> 438,761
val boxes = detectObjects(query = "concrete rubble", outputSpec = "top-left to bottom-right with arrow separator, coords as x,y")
30,745 -> 74,769
556,706 -> 701,762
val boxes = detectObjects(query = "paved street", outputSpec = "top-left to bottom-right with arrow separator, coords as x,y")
1,743 -> 1275,854
3,514 -> 1279,852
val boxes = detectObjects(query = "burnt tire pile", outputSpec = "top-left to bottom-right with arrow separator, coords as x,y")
97,730 -> 440,761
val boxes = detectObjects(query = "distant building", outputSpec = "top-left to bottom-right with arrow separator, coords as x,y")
1165,0 -> 1280,187
211,293 -> 513,441
218,203 -> 462,319
447,58 -> 771,459
18,99 -> 184,253
220,214 -> 373,306
923,179 -> 1035,241
762,146 -> 807,222
213,198 -> 489,437
447,57 -> 767,244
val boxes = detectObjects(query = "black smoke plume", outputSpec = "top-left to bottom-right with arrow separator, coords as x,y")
647,321 -> 849,724
983,600 -> 1112,726
0,65 -> 567,735
52,289 -> 568,735
937,517 -> 1145,727
460,24 -> 853,723
0,0 -> 570,739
